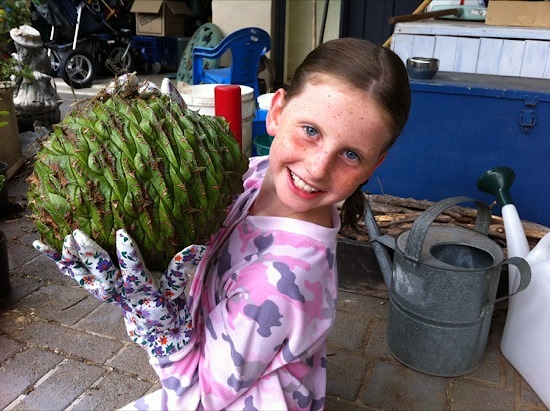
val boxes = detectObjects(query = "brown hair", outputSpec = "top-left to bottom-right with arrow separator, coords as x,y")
286,38 -> 411,230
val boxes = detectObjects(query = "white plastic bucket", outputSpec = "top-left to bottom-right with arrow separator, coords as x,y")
178,84 -> 256,156
257,92 -> 275,111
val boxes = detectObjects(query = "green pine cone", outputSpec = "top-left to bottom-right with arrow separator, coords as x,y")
27,76 -> 249,270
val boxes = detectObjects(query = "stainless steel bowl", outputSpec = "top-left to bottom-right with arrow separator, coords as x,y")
406,57 -> 439,80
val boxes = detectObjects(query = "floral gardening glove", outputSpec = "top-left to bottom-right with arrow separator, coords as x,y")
33,229 -> 206,357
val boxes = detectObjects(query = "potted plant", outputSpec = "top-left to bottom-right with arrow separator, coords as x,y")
0,161 -> 9,297
0,4 -> 21,159
0,1 -> 32,298
1,0 -> 32,78
0,93 -> 11,216
0,1 -> 32,181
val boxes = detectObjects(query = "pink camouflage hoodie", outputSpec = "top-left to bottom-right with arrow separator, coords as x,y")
124,156 -> 340,410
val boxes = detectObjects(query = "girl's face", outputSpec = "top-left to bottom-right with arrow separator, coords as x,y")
257,75 -> 392,225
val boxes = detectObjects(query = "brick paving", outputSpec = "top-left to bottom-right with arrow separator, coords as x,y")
0,76 -> 547,410
1,168 -> 547,411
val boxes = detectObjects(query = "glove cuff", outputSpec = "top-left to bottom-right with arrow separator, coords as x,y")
123,306 -> 193,357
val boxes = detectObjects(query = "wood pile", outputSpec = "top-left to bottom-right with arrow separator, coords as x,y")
338,194 -> 550,252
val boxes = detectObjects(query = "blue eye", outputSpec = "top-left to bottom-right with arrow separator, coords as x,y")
345,150 -> 359,161
304,126 -> 317,137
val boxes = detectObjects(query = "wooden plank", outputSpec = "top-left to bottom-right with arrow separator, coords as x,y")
411,34 -> 436,57
498,40 -> 526,76
340,194 -> 550,249
434,36 -> 458,71
392,21 -> 550,79
453,37 -> 480,73
394,20 -> 550,41
520,40 -> 550,79
544,51 -> 550,79
477,38 -> 503,75
391,33 -> 415,64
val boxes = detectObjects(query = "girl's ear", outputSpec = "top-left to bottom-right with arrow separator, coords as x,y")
265,88 -> 286,137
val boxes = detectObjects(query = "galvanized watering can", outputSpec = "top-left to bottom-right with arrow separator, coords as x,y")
364,196 -> 531,377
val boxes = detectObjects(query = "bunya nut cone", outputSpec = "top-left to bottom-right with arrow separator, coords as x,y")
27,74 -> 248,270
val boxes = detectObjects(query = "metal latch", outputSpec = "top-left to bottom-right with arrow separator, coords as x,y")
519,99 -> 538,133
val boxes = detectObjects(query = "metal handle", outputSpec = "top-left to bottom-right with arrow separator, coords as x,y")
405,196 -> 492,264
481,256 -> 532,315
519,109 -> 536,133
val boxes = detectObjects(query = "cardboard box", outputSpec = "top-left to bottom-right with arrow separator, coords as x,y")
486,0 -> 550,28
130,0 -> 191,37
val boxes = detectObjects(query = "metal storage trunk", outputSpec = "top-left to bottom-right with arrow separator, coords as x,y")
367,72 -> 550,227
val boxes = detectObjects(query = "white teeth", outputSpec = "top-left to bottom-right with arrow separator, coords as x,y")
290,171 -> 319,193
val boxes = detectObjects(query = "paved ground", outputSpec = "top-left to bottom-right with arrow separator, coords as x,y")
0,74 -> 548,410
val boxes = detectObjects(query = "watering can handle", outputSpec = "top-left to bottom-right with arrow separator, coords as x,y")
405,196 -> 492,264
482,256 -> 531,313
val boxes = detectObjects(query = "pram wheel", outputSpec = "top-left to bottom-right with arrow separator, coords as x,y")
60,49 -> 97,88
106,45 -> 133,74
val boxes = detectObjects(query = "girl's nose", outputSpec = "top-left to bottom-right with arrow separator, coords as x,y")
306,149 -> 333,181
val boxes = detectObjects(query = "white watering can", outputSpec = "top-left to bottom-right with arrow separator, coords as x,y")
478,167 -> 550,408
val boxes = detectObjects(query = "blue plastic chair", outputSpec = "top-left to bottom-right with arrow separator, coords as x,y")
192,27 -> 271,98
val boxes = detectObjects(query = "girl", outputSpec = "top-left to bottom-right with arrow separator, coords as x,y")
35,37 -> 410,410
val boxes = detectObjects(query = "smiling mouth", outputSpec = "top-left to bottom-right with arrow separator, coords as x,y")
290,171 -> 320,193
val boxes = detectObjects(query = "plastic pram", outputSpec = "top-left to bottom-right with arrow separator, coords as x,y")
34,0 -> 137,88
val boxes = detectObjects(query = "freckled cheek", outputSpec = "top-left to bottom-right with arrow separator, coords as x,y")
337,175 -> 360,195
273,128 -> 304,153
269,135 -> 298,162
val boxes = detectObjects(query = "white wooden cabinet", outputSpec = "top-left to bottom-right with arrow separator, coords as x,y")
391,20 -> 550,79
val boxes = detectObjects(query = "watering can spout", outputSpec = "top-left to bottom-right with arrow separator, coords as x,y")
477,166 -> 516,206
364,198 -> 395,288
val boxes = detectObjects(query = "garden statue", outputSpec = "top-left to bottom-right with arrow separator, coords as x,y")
10,25 -> 61,132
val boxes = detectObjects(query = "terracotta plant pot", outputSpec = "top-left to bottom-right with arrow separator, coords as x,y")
0,161 -> 8,217
0,230 -> 10,297
0,84 -> 24,179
